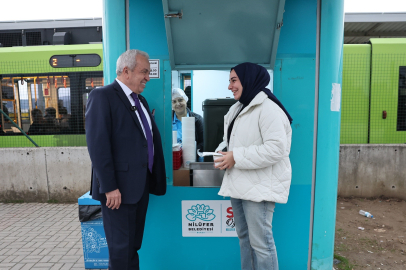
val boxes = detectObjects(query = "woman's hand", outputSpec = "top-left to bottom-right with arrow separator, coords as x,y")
214,151 -> 235,170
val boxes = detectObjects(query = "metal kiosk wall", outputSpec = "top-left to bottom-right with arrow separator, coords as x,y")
102,0 -> 344,269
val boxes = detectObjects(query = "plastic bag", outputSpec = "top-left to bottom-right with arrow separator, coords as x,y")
78,205 -> 102,222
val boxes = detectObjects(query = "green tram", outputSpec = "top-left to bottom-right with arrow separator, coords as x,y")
341,38 -> 406,144
0,44 -> 103,147
2,39 -> 405,146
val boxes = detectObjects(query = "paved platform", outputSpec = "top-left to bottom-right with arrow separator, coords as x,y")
0,203 -> 102,270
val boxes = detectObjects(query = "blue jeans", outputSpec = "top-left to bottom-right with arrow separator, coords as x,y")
230,198 -> 278,270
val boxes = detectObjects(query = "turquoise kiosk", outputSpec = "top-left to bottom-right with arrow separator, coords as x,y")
101,0 -> 344,269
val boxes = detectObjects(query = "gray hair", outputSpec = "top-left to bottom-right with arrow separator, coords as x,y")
116,49 -> 149,76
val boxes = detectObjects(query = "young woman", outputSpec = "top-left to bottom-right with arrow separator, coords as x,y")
215,62 -> 293,270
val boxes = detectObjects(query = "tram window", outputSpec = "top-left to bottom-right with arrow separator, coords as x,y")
83,77 -> 104,124
30,81 -> 46,117
1,72 -> 103,136
83,77 -> 104,112
397,66 -> 406,131
1,78 -> 17,133
1,102 -> 9,116
2,101 -> 14,126
85,77 -> 103,91
17,80 -> 31,132
58,87 -> 71,114
1,81 -> 14,100
0,76 -> 69,134
57,81 -> 72,133
24,77 -> 60,134
50,54 -> 101,68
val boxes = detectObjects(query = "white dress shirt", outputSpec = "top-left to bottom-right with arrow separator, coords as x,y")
116,78 -> 153,139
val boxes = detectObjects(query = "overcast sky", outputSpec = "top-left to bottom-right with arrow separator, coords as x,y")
345,0 -> 406,13
1,0 -> 103,21
1,0 -> 406,22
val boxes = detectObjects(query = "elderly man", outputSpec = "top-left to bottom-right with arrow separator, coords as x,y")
85,50 -> 166,270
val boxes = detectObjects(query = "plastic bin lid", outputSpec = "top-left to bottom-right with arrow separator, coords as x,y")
78,191 -> 101,205
202,98 -> 237,106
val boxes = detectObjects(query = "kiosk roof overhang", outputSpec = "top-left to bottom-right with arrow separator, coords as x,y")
162,0 -> 285,70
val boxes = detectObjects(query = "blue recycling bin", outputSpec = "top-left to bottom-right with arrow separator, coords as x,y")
78,192 -> 109,269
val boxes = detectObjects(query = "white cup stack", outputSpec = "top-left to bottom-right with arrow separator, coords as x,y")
182,117 -> 196,168
172,130 -> 177,146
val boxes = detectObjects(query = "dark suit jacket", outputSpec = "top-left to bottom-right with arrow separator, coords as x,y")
85,80 -> 166,204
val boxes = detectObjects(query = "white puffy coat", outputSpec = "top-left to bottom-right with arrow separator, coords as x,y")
215,91 -> 292,203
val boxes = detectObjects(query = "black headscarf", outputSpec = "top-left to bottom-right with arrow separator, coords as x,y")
233,62 -> 293,124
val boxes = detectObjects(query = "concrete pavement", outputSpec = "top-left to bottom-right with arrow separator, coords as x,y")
0,203 -> 102,270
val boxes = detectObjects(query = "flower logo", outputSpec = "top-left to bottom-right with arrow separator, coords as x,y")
186,204 -> 216,221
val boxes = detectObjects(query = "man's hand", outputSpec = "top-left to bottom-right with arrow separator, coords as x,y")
105,189 -> 121,210
214,151 -> 235,170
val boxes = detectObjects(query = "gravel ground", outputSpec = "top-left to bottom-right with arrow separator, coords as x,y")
335,197 -> 406,270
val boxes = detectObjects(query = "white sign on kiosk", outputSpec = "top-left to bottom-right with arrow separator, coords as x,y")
149,59 -> 160,78
182,200 -> 237,237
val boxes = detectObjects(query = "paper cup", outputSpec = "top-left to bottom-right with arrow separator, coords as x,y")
213,154 -> 223,167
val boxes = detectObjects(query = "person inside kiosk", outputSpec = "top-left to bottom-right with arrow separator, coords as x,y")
214,62 -> 293,269
172,88 -> 204,161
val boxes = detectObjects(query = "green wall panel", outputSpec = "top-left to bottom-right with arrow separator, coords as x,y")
340,44 -> 371,144
370,38 -> 406,143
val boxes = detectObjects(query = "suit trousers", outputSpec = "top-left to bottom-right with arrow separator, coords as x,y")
100,172 -> 150,270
